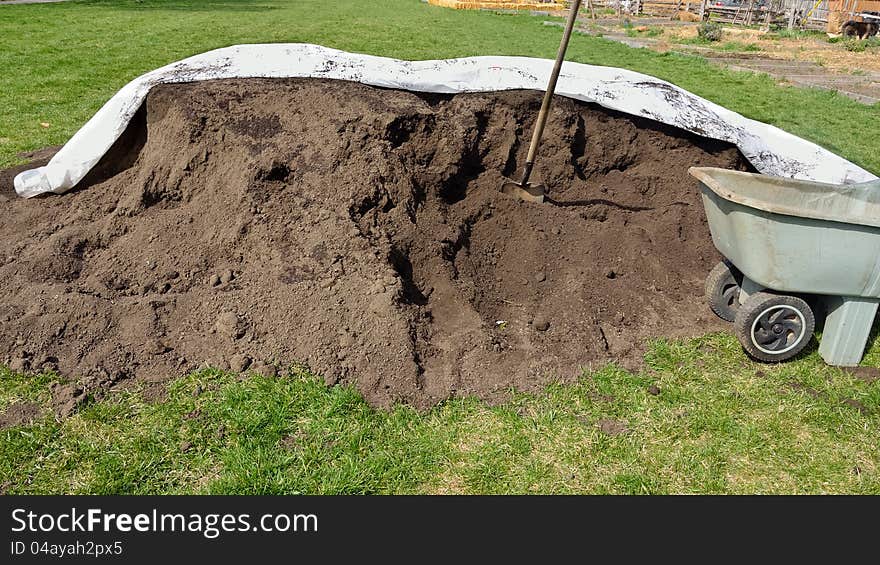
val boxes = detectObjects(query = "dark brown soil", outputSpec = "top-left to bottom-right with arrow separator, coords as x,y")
0,78 -> 752,409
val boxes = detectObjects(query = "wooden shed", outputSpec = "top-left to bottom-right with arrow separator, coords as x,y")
828,0 -> 880,14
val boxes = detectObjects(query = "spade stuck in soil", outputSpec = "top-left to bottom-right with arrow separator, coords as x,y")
500,0 -> 582,205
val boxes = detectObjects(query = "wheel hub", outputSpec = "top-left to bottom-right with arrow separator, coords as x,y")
737,292 -> 815,363
751,304 -> 807,355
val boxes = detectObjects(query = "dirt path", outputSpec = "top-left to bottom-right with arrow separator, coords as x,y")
0,78 -> 748,410
625,32 -> 880,104
709,55 -> 880,104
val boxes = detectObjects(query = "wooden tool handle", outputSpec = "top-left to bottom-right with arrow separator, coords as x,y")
521,0 -> 583,186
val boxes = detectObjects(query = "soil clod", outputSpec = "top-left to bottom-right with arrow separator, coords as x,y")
215,312 -> 246,340
842,398 -> 869,414
598,418 -> 629,436
230,354 -> 252,373
0,402 -> 42,429
533,318 -> 551,332
250,361 -> 278,378
8,357 -> 29,373
50,383 -> 86,419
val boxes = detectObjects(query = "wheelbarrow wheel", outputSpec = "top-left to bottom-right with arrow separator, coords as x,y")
734,292 -> 814,363
705,260 -> 743,322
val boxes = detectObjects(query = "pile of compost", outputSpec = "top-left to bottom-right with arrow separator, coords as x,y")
0,78 -> 751,409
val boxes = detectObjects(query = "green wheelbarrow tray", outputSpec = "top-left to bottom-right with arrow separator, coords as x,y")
689,166 -> 880,366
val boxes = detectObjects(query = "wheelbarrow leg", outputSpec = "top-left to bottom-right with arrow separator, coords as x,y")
818,296 -> 879,366
737,276 -> 764,305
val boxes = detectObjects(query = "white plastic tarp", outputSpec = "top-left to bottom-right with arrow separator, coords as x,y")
13,43 -> 877,198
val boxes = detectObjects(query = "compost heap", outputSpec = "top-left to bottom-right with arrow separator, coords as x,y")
0,78 -> 753,409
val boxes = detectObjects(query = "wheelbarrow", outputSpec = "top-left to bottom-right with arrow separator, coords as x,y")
689,166 -> 880,365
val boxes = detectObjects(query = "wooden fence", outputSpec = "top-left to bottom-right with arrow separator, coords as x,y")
426,0 -> 876,30
585,0 -> 876,30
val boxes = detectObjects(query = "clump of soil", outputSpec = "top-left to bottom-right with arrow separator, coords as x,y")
844,366 -> 880,383
0,402 -> 43,429
0,78 -> 751,409
597,418 -> 629,436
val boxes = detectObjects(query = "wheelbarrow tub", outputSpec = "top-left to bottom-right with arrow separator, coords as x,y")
689,167 -> 880,299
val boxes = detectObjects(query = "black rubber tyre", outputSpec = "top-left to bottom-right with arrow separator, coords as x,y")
705,260 -> 743,322
734,292 -> 815,363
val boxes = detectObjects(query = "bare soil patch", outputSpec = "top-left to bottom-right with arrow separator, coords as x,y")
0,402 -> 43,429
844,366 -> 880,383
0,78 -> 750,408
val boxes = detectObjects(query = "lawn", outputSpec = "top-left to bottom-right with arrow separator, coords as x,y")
1,0 -> 879,494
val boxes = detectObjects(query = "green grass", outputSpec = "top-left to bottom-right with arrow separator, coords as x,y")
720,41 -> 762,52
624,24 -> 664,38
3,333 -> 879,494
842,37 -> 880,53
825,35 -> 880,52
2,0 -> 880,494
770,28 -> 827,40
